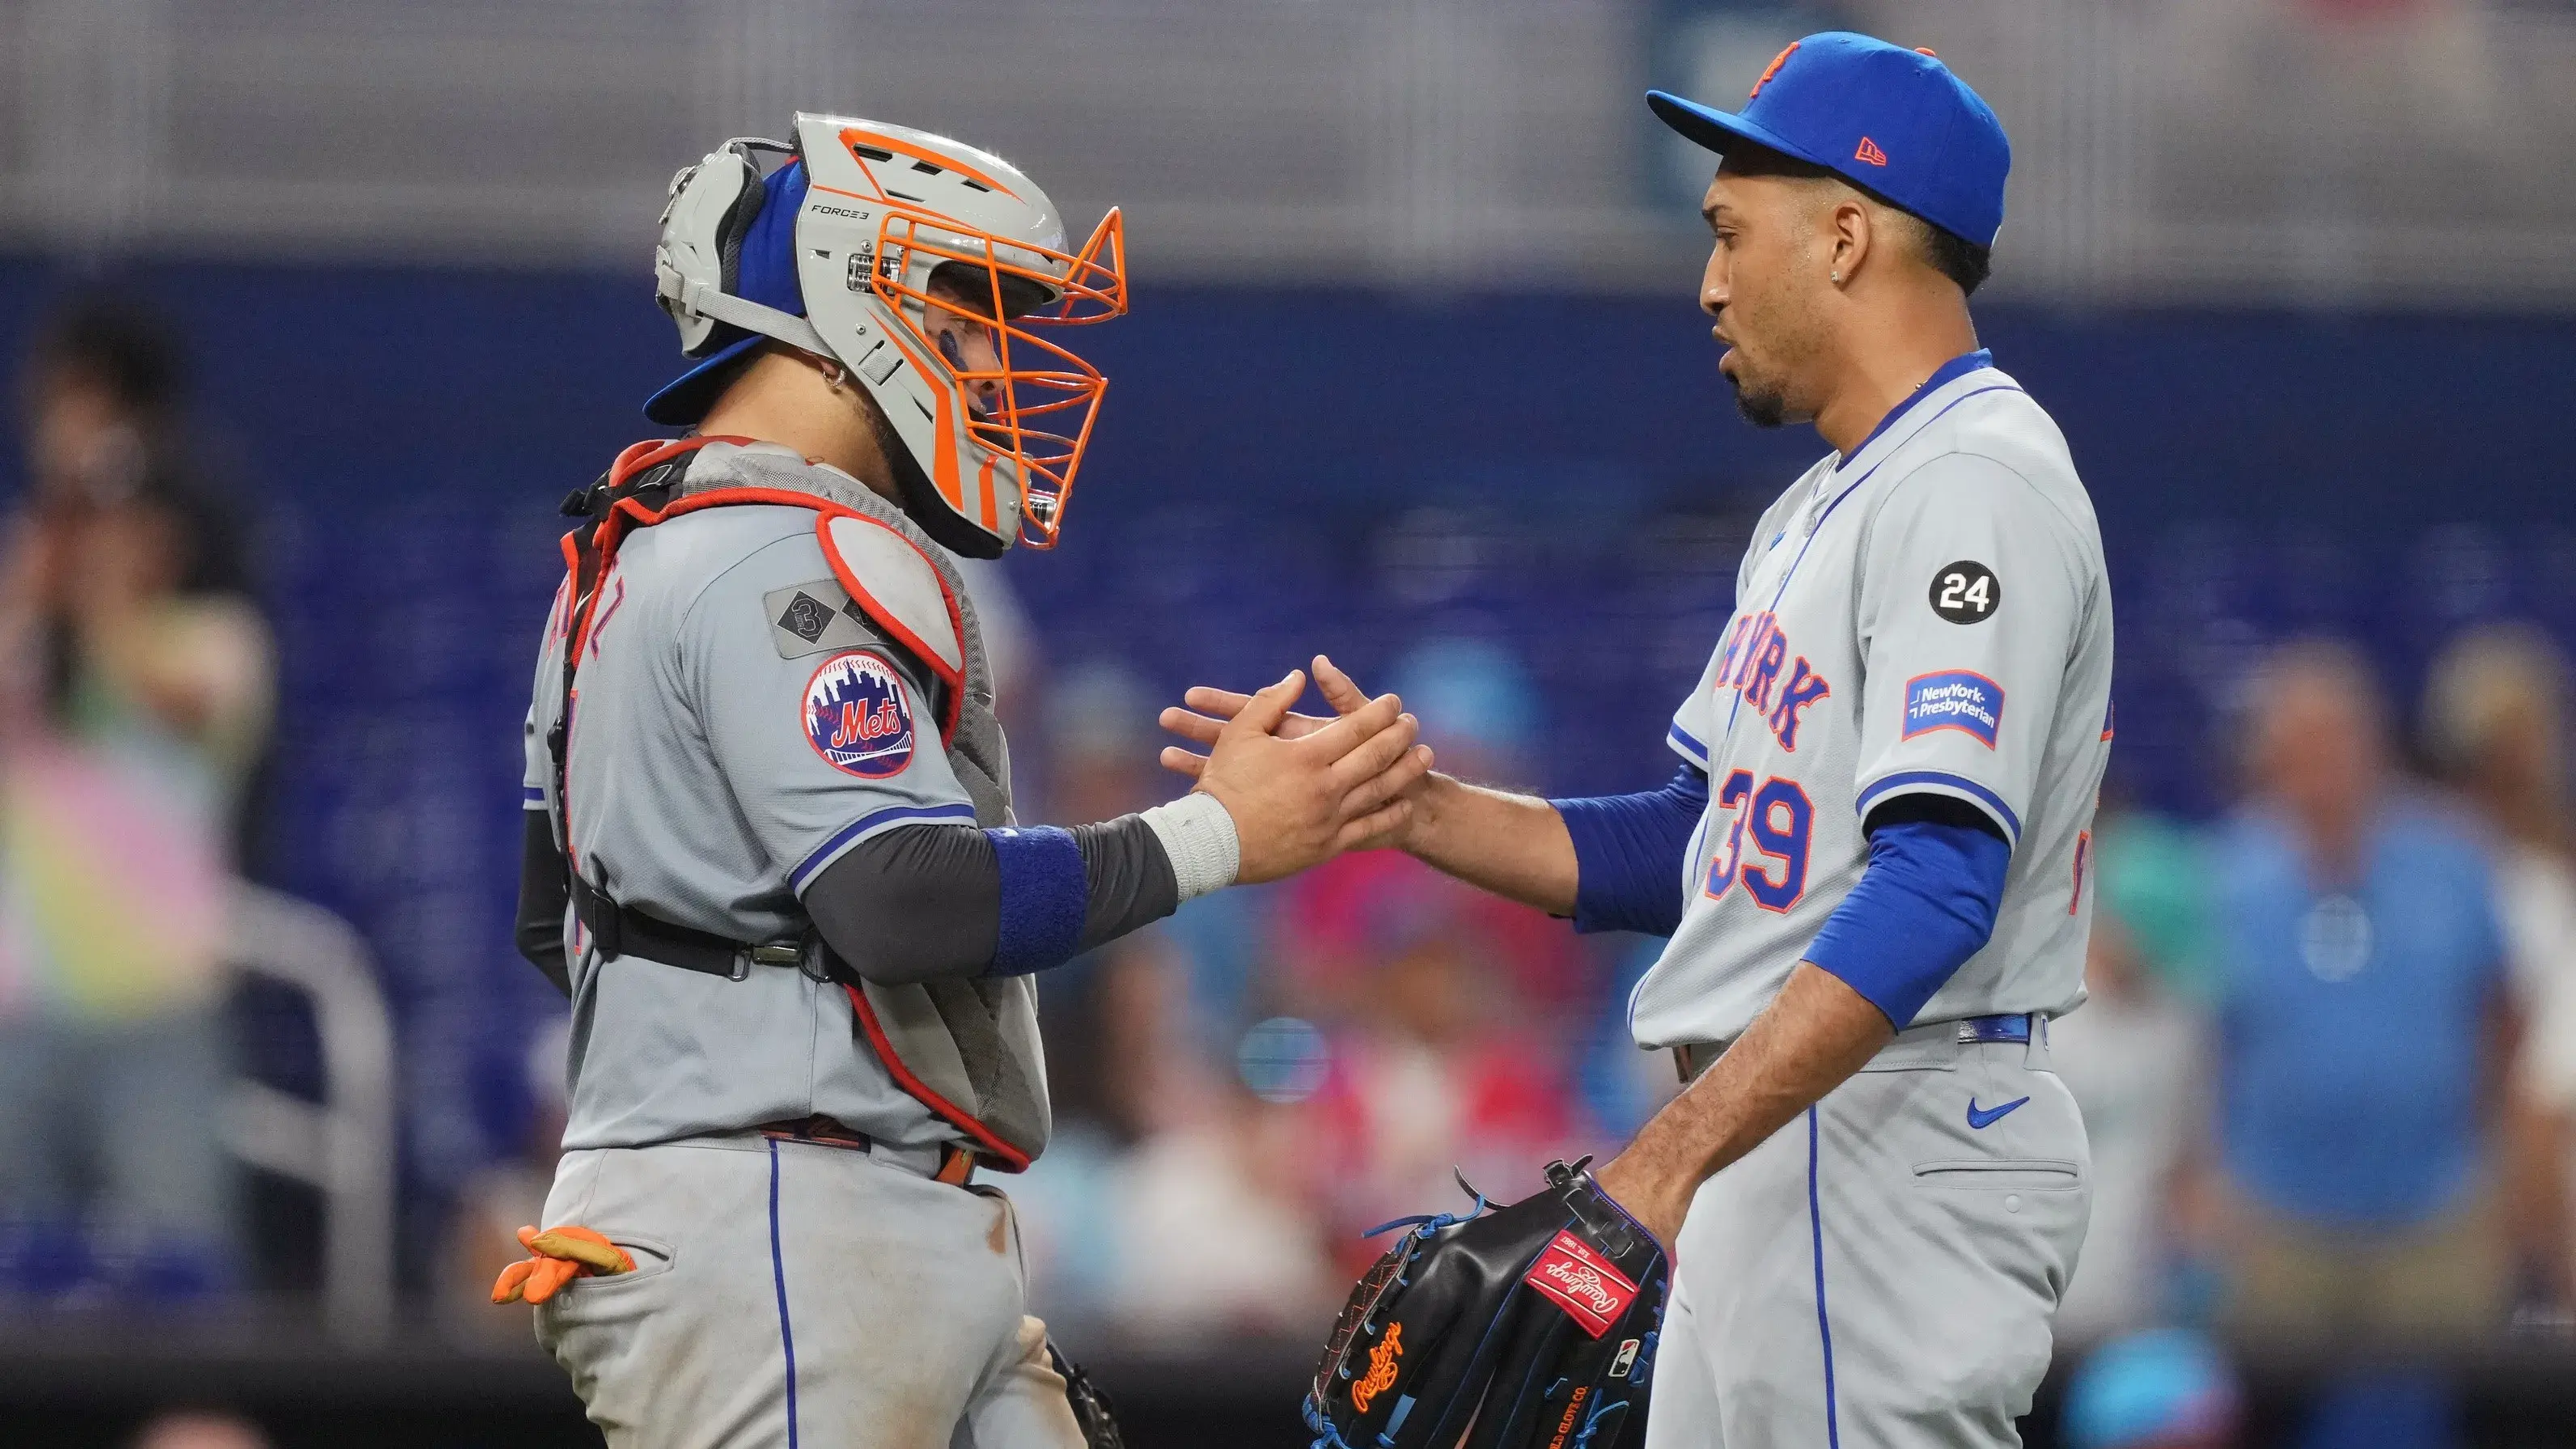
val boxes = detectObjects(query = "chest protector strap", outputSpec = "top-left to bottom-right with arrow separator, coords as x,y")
553,437 -> 1045,1171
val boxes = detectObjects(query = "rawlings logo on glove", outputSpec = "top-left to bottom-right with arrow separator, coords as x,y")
1350,1323 -> 1403,1413
1524,1231 -> 1642,1337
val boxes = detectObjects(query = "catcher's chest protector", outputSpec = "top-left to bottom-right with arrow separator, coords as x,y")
554,437 -> 1049,1170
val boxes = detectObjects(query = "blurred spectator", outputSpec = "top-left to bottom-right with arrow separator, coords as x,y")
2424,622 -> 2576,1306
1017,927 -> 1339,1340
1302,870 -> 1598,1268
0,299 -> 273,1300
1006,658 -> 1335,1336
1040,658 -> 1267,1051
1097,985 -> 1339,1341
2204,640 -> 2537,1342
1578,938 -> 1683,1142
439,1017 -> 570,1337
1280,637 -> 1606,1259
2060,1328 -> 2240,1449
1104,1066 -> 1339,1340
2052,818 -> 2214,1345
2092,804 -> 2221,1009
1277,638 -> 1598,1019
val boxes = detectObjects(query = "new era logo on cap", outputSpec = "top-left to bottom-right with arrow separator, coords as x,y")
1646,30 -> 2012,249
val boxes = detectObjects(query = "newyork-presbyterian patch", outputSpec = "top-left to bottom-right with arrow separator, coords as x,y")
1902,670 -> 2005,748
804,650 -> 916,777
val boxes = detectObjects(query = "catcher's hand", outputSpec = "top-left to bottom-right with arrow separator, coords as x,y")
1307,1159 -> 1667,1449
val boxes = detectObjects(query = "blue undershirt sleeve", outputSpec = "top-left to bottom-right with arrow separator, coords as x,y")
1549,764 -> 1710,937
1803,803 -> 2012,1027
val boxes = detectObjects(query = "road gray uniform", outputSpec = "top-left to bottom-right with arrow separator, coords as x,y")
520,439 -> 1083,1449
1630,357 -> 2112,1447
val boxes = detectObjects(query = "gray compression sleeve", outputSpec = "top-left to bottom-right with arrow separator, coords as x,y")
803,814 -> 1181,985
515,809 -> 572,998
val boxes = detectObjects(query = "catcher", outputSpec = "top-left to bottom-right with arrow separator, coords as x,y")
499,114 -> 1431,1448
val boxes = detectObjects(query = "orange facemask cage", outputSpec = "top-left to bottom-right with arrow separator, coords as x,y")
872,207 -> 1126,549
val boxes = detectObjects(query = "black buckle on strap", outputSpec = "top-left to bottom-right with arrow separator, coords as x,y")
570,876 -> 787,983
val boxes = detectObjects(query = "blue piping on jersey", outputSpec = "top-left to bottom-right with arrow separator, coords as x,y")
790,801 -> 979,892
1809,1108 -> 1842,1449
1855,770 -> 2022,844
769,1138 -> 802,1449
1712,371 -> 2024,749
1808,385 -> 2021,539
1830,350 -> 1991,468
522,786 -> 547,806
1667,721 -> 1710,765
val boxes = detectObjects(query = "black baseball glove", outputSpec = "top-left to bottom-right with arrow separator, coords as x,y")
1048,1341 -> 1125,1449
1306,1159 -> 1668,1449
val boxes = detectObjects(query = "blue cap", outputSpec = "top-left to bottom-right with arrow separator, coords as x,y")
1647,32 -> 2010,249
645,159 -> 811,426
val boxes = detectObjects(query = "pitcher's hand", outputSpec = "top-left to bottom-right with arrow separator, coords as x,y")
1163,656 -> 1434,854
1181,667 -> 1432,883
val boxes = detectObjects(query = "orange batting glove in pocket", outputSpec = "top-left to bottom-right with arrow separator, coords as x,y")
491,1225 -> 637,1304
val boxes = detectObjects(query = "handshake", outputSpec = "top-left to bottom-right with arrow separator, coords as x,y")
1155,653 -> 1435,885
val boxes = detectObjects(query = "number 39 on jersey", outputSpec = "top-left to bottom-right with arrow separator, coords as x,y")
1702,770 -> 1813,913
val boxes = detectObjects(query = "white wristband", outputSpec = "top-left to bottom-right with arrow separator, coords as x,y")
1142,791 -> 1242,903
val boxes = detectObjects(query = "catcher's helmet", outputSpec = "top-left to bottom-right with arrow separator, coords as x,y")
647,114 -> 1125,556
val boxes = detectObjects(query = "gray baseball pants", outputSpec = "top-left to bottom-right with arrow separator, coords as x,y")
1642,1023 -> 2091,1447
531,1134 -> 1084,1449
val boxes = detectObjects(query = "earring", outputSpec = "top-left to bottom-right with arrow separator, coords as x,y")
1831,269 -> 1842,283
822,364 -> 847,392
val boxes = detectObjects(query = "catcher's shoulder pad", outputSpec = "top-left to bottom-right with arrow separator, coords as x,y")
816,511 -> 966,691
1307,1161 -> 1669,1449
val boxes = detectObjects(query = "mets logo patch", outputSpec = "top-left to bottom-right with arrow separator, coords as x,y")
1522,1230 -> 1641,1338
1902,670 -> 2005,748
803,651 -> 915,778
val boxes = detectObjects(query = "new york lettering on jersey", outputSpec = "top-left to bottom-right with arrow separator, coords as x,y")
1708,609 -> 1833,753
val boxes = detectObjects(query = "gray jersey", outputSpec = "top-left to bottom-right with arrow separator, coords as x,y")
1630,358 -> 2113,1048
523,447 -> 984,1153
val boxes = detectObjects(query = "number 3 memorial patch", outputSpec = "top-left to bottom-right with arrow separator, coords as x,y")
1930,560 -> 2001,623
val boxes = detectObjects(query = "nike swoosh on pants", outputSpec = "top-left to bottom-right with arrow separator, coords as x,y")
1965,1095 -> 2030,1129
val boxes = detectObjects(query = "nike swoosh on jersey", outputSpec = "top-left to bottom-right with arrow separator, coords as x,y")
1966,1095 -> 2031,1130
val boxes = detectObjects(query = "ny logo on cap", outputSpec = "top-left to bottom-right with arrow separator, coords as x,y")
1854,136 -> 1889,166
1749,42 -> 1799,99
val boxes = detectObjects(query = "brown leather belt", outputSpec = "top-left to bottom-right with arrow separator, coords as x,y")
757,1115 -> 978,1185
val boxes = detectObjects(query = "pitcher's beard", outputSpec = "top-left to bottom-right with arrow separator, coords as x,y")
1729,371 -> 1790,430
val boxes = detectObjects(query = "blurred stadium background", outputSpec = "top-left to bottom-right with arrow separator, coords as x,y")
3,0 -> 2576,1446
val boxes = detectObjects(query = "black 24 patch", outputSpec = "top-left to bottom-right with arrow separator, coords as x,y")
1930,561 -> 2001,623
